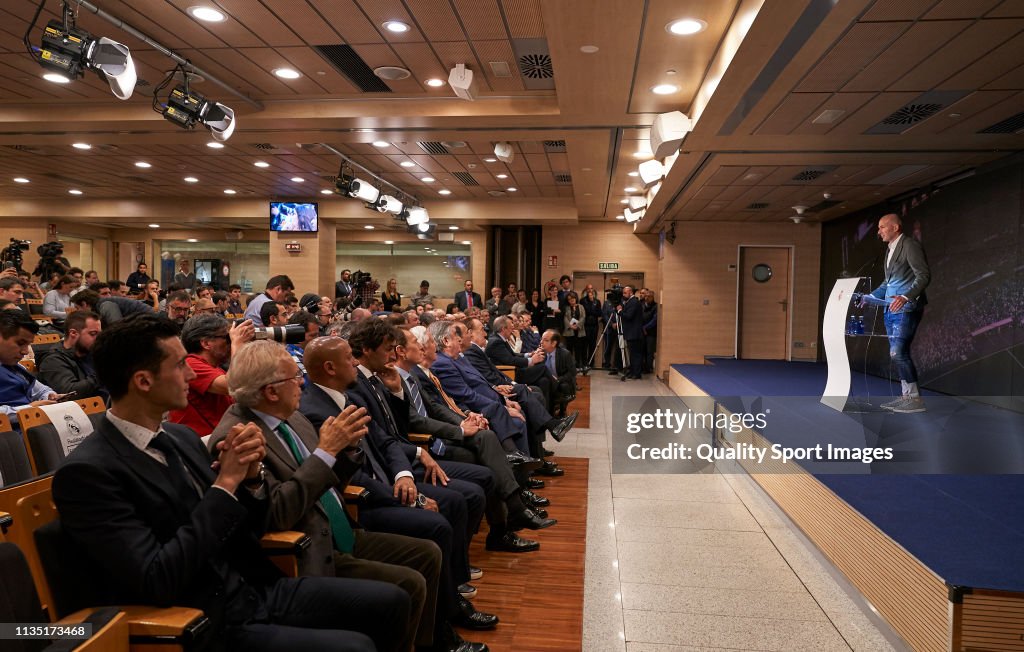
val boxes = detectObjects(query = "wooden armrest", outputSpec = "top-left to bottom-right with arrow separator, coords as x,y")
0,511 -> 10,535
495,365 -> 516,371
56,609 -> 128,650
408,433 -> 432,444
260,530 -> 311,554
119,606 -> 209,640
343,485 -> 368,502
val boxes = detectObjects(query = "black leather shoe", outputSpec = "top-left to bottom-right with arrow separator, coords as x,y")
505,451 -> 542,473
508,507 -> 557,531
526,478 -> 545,489
469,566 -> 483,581
532,506 -> 549,518
563,411 -> 579,430
457,583 -> 477,599
542,447 -> 555,457
549,419 -> 570,442
521,489 -> 550,507
455,597 -> 499,630
436,623 -> 489,652
534,461 -> 565,477
486,531 -> 540,552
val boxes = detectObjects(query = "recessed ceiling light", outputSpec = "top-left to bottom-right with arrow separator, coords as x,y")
187,238 -> 199,243
68,189 -> 83,195
206,142 -> 225,149
13,177 -> 30,183
184,176 -> 199,183
188,6 -> 226,22
483,157 -> 498,163
400,161 -> 415,168
382,20 -> 410,33
364,225 -> 375,230
627,171 -> 639,177
425,78 -> 445,87
134,161 -> 152,168
580,45 -> 599,53
273,68 -> 301,80
616,215 -> 625,220
620,199 -> 629,204
461,240 -> 471,245
72,143 -> 91,150
420,176 -> 435,183
496,174 -> 511,180
448,225 -> 459,230
651,84 -> 679,95
372,141 -> 390,148
320,189 -> 333,195
507,187 -> 518,192
290,177 -> 304,183
625,186 -> 638,192
43,73 -> 71,84
254,161 -> 270,168
384,240 -> 394,244
633,150 -> 653,160
224,189 -> 236,194
666,18 -> 707,35
438,189 -> 452,195
148,224 -> 160,228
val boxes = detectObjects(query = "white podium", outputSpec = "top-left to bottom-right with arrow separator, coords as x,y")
821,277 -> 863,411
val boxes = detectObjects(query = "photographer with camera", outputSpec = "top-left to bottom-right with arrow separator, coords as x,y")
244,275 -> 295,327
1,238 -> 31,275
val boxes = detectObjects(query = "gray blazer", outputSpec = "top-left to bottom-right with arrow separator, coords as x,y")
871,235 -> 930,308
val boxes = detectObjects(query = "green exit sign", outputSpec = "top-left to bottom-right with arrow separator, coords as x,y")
598,262 -> 619,270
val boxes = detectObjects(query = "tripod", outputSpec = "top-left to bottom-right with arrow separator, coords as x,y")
587,311 -> 630,382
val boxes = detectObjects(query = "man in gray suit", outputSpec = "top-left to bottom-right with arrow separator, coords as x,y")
861,213 -> 931,413
210,340 -> 444,651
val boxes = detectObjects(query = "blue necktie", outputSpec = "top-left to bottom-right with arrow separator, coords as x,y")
406,376 -> 426,417
546,351 -> 557,377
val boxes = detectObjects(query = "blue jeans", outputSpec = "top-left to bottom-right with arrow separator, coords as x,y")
883,307 -> 923,383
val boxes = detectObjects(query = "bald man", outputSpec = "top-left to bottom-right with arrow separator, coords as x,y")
860,213 -> 931,413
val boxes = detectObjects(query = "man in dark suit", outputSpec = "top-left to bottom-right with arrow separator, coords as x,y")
210,340 -> 472,651
486,315 -> 552,393
53,313 -> 409,652
454,280 -> 482,312
299,336 -> 499,639
335,269 -> 354,301
860,213 -> 931,413
617,285 -> 644,379
540,330 -> 578,417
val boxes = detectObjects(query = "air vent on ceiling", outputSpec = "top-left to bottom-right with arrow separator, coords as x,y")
554,173 -> 572,184
418,142 -> 449,155
790,166 -> 835,182
453,172 -> 479,186
978,111 -> 1024,134
313,44 -> 392,92
512,38 -> 554,90
488,190 -> 507,197
864,90 -> 969,135
543,140 -> 566,152
489,61 -> 512,78
745,202 -> 770,210
252,143 -> 280,151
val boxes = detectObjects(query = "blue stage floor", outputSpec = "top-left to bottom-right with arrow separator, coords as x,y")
671,359 -> 1024,593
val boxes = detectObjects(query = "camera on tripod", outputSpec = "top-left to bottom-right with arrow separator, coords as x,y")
0,238 -> 31,272
351,270 -> 373,289
32,240 -> 70,281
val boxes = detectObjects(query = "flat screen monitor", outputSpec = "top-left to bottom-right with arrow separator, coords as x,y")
270,202 -> 318,232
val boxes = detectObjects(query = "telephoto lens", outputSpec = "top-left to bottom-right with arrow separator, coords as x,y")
252,323 -> 306,344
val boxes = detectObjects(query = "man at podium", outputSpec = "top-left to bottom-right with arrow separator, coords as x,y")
859,213 -> 931,413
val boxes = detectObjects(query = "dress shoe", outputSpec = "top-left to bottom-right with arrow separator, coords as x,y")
532,506 -> 549,519
505,451 -> 542,473
508,507 -> 557,531
526,478 -> 545,489
521,489 -> 550,507
563,411 -> 579,430
436,624 -> 489,652
458,583 -> 477,599
549,417 -> 571,442
485,531 -> 540,552
534,460 -> 565,477
455,597 -> 499,630
542,447 -> 555,457
469,566 -> 483,581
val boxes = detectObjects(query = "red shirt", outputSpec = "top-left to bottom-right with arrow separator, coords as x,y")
168,354 -> 233,436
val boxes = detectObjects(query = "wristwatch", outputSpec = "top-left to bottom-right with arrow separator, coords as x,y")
414,493 -> 428,509
243,462 -> 266,489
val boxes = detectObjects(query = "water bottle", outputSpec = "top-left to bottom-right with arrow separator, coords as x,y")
847,315 -> 856,335
855,315 -> 865,335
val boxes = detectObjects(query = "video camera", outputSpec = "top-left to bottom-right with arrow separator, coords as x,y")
32,240 -> 70,281
351,270 -> 373,289
0,238 -> 31,272
605,285 -> 624,306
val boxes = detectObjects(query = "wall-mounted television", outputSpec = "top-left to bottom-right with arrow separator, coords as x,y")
270,201 -> 318,232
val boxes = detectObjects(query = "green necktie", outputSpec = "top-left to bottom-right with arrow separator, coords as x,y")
276,421 -> 355,554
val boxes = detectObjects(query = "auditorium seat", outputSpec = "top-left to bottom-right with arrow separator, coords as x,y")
17,397 -> 107,476
19,358 -> 36,373
496,365 -> 517,380
0,414 -> 34,487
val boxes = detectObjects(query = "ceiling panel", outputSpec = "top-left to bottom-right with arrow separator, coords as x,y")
796,22 -> 909,93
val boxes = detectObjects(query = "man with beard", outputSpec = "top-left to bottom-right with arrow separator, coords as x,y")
38,310 -> 108,401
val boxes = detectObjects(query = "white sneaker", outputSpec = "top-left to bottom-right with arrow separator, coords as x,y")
881,397 -> 906,410
892,397 -> 926,413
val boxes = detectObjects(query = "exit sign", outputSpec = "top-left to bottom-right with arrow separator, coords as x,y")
598,262 -> 619,270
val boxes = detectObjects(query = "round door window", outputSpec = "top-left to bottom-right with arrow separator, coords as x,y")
751,263 -> 773,283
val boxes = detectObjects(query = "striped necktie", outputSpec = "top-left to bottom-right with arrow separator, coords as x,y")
423,368 -> 467,418
405,376 -> 427,417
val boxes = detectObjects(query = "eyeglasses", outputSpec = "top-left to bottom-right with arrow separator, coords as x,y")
263,370 -> 303,388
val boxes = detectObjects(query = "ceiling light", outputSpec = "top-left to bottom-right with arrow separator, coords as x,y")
290,177 -> 304,183
206,141 -> 225,148
13,177 -> 30,183
148,224 -> 160,228
627,171 -> 639,177
400,161 -> 415,168
666,19 -> 707,35
448,225 -> 459,231
438,189 -> 452,196
496,174 -> 508,179
134,161 -> 151,168
417,222 -> 431,233
425,78 -> 445,87
615,214 -> 625,220
364,225 -> 375,230
273,68 -> 301,79
383,20 -> 410,33
320,189 -> 333,195
72,143 -> 91,150
188,6 -> 226,22
375,195 -> 403,215
223,189 -> 236,194
159,82 -> 236,141
35,15 -> 137,99
254,161 -> 270,168
68,189 -> 82,195
372,141 -> 390,148
619,199 -> 629,204
624,186 -> 638,193
43,73 -> 71,84
507,187 -> 518,192
184,176 -> 199,183
337,176 -> 381,203
384,240 -> 394,244
580,45 -> 599,53
484,157 -> 498,163
186,238 -> 199,243
420,177 -> 435,183
651,84 -> 679,95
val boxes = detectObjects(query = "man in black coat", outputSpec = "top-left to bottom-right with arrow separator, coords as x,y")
53,313 -> 409,652
540,330 -> 578,417
37,309 -> 107,400
454,280 -> 482,312
617,285 -> 644,379
485,315 -> 551,392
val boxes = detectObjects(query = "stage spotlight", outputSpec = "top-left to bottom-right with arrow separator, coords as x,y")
410,222 -> 436,239
159,82 -> 236,141
375,194 -> 403,215
336,175 -> 381,203
405,206 -> 429,226
35,16 -> 137,99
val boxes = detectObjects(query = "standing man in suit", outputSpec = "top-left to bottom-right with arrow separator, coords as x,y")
617,285 -> 644,380
53,313 -> 410,652
861,213 -> 931,413
335,269 -> 354,301
454,280 -> 482,312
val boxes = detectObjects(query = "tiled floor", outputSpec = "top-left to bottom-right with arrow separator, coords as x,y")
553,372 -> 905,652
